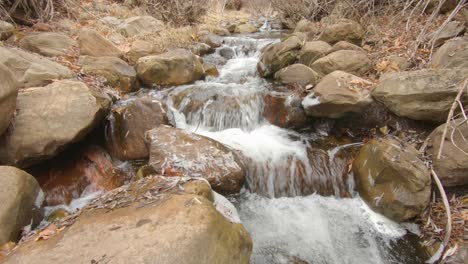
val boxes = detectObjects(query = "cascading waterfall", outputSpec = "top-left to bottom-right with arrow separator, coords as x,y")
165,31 -> 424,263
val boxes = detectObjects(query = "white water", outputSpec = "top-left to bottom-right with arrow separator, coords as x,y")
165,32 -> 423,263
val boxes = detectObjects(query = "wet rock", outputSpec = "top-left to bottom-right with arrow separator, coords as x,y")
19,32 -> 76,57
329,41 -> 365,53
117,16 -> 164,37
0,46 -> 74,88
105,97 -> 169,160
0,166 -> 42,244
235,24 -> 258,34
426,119 -> 468,187
203,63 -> 219,77
219,47 -> 235,60
0,64 -> 19,136
0,80 -> 110,168
311,50 -> 372,76
189,42 -> 215,56
428,21 -> 465,47
145,126 -> 246,194
274,64 -> 320,87
126,40 -> 155,65
136,49 -> 204,87
3,176 -> 252,264
431,37 -> 468,69
263,91 -> 309,129
294,19 -> 319,40
78,28 -> 122,57
298,41 -> 332,67
0,21 -> 14,41
199,33 -> 223,48
257,35 -> 304,78
319,19 -> 364,45
353,138 -> 431,222
302,71 -> 373,118
371,68 -> 468,123
35,145 -> 134,206
79,56 -> 138,93
377,55 -> 411,73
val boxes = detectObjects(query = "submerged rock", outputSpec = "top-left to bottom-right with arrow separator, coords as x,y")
19,32 -> 76,57
136,49 -> 204,87
78,28 -> 122,57
311,50 -> 372,76
3,176 -> 252,264
274,64 -> 320,87
0,166 -> 42,244
0,64 -> 19,136
426,119 -> 468,187
105,97 -> 169,160
0,80 -> 110,168
372,68 -> 468,123
319,19 -> 364,45
257,35 -> 303,78
353,138 -> 431,222
431,37 -> 468,69
145,126 -> 246,194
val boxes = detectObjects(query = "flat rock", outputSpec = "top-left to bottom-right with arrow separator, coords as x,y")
311,50 -> 372,76
19,32 -> 76,57
78,28 -> 122,57
117,16 -> 164,37
431,37 -> 468,69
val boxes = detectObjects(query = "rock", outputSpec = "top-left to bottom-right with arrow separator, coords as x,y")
145,126 -> 246,194
0,46 -> 74,88
3,176 -> 252,264
35,145 -> 134,206
32,22 -> 52,32
294,19 -> 319,40
426,119 -> 468,187
203,63 -> 219,77
199,33 -> 223,48
100,16 -> 122,28
428,21 -> 465,47
353,138 -> 431,222
274,64 -> 320,87
297,41 -> 332,67
105,97 -> 169,160
329,40 -> 365,53
79,56 -> 138,93
0,21 -> 14,41
107,32 -> 126,45
319,19 -> 364,45
189,42 -> 215,56
117,16 -> 164,37
227,23 -> 237,33
126,40 -> 155,65
219,47 -> 235,60
235,24 -> 258,33
279,15 -> 297,30
209,26 -> 230,36
263,91 -> 308,129
78,28 -> 122,57
136,49 -> 204,87
376,55 -> 411,73
0,80 -> 110,167
19,32 -> 76,57
302,71 -> 373,118
257,36 -> 304,78
311,50 -> 372,76
0,166 -> 42,244
371,68 -> 468,123
431,37 -> 468,69
0,65 -> 19,136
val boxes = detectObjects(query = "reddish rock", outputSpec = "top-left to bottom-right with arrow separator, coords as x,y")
263,91 -> 309,129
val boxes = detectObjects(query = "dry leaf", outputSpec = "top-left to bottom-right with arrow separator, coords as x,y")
35,224 -> 64,242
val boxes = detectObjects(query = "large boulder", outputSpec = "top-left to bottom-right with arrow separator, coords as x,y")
19,32 -> 76,57
0,46 -> 74,88
294,19 -> 319,40
319,19 -> 364,45
3,176 -> 252,264
428,21 -> 465,47
0,80 -> 110,168
78,28 -> 122,57
371,68 -> 468,123
426,119 -> 468,187
136,49 -> 204,87
35,145 -> 134,206
353,138 -> 431,222
105,97 -> 170,160
297,41 -> 332,67
0,166 -> 42,244
274,63 -> 320,87
0,21 -> 14,40
126,40 -> 156,65
431,37 -> 468,69
117,16 -> 164,37
145,126 -> 246,194
257,36 -> 303,78
310,50 -> 372,76
263,91 -> 308,129
302,71 -> 373,118
0,65 -> 19,136
79,56 -> 138,93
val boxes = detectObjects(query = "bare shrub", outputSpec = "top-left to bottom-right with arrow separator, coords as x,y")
226,0 -> 243,10
0,0 -> 75,22
130,0 -> 210,26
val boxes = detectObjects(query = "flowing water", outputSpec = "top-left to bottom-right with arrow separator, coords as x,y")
163,30 -> 426,264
